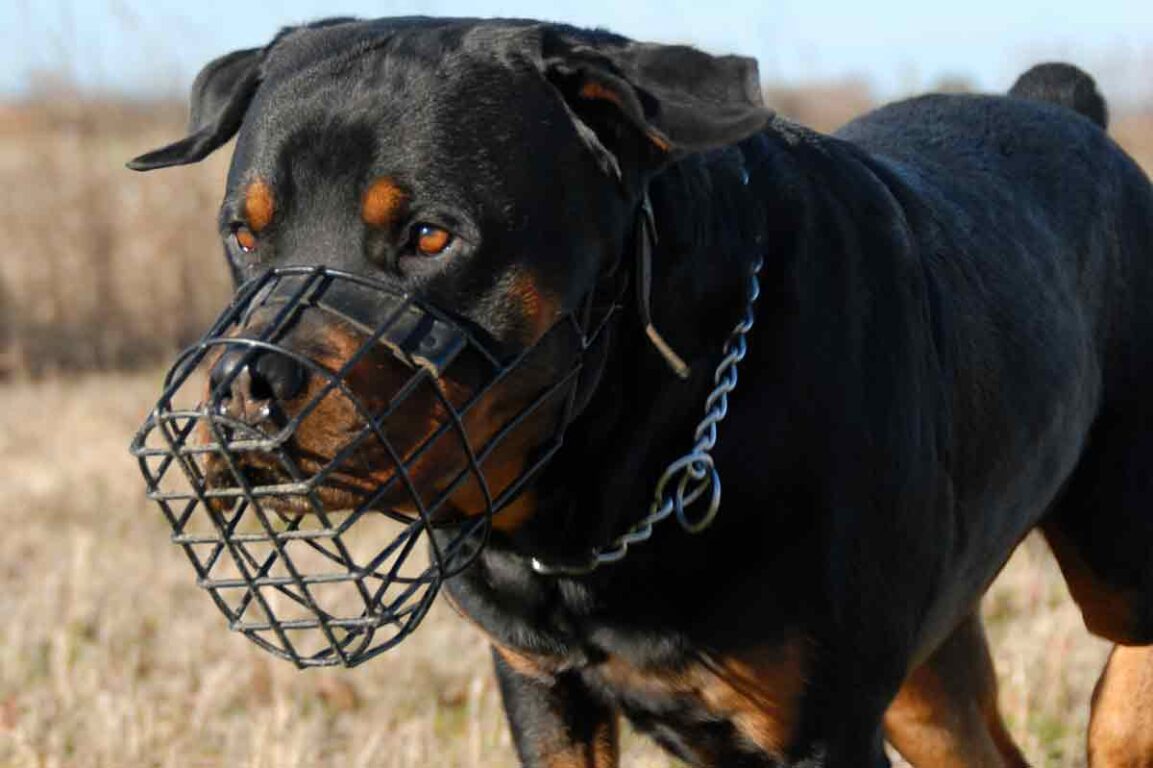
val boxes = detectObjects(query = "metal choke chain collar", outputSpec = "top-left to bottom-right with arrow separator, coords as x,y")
531,247 -> 765,577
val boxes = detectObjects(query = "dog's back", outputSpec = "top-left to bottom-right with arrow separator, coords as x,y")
826,64 -> 1153,643
834,70 -> 1151,361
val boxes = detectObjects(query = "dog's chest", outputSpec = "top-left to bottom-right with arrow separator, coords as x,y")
451,556 -> 809,760
539,637 -> 808,763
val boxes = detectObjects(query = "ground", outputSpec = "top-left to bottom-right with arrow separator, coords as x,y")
0,372 -> 1114,767
3,94 -> 1148,768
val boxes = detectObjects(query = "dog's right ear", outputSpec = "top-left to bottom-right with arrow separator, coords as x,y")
536,29 -> 771,184
128,17 -> 359,171
127,47 -> 264,171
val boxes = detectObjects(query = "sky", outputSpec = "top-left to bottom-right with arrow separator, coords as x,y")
3,0 -> 1151,104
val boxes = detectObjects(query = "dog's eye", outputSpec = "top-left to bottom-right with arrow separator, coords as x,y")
233,226 -> 257,254
414,224 -> 453,256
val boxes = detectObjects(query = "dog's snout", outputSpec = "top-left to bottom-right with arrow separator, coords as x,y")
252,352 -> 308,402
209,349 -> 307,416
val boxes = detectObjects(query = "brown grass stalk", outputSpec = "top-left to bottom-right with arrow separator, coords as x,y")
0,84 -> 1149,766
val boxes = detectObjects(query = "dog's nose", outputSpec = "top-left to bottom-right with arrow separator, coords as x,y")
209,349 -> 307,416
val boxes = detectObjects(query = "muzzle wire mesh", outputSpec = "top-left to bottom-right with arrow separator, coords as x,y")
131,266 -> 620,667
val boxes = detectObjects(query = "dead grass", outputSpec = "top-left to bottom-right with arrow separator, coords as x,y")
0,373 -> 680,768
765,79 -> 878,134
0,86 -> 1148,767
0,373 -> 1118,767
0,97 -> 233,378
1112,112 -> 1153,174
0,95 -> 1149,378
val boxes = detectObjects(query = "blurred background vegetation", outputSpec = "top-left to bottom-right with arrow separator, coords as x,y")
2,79 -> 1148,378
1,4 -> 1151,767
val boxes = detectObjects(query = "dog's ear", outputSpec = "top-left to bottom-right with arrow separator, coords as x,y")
541,31 -> 773,177
127,47 -> 264,171
127,18 -> 359,171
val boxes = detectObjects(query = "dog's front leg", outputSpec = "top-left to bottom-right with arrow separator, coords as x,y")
492,645 -> 619,768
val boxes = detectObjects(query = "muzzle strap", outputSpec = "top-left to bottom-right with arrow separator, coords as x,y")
635,191 -> 691,380
244,273 -> 477,377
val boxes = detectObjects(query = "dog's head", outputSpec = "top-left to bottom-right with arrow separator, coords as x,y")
131,18 -> 770,524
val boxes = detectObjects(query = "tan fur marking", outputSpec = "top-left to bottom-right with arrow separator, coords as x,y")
645,131 -> 672,152
595,638 -> 807,758
361,177 -> 408,228
1089,645 -> 1153,766
210,294 -> 563,533
507,269 -> 559,344
444,446 -> 538,533
579,81 -> 624,107
588,717 -> 619,768
1043,524 -> 1143,643
699,643 -> 808,756
244,179 -> 275,232
535,716 -> 618,768
544,744 -> 615,768
442,607 -> 617,768
491,641 -> 618,768
885,615 -> 1026,767
493,643 -> 556,682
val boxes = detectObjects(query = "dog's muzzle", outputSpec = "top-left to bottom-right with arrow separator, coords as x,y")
131,266 -> 620,667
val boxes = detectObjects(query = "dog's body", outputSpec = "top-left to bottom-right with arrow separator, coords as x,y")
131,19 -> 1153,766
450,89 -> 1153,766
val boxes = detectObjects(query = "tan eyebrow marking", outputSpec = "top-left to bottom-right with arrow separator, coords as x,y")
362,177 -> 408,228
243,178 -> 276,232
579,80 -> 625,108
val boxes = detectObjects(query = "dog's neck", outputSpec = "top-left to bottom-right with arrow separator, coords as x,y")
489,116 -> 928,579
491,131 -> 779,562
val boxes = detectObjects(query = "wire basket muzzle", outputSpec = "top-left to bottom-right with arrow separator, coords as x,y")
130,267 -> 601,667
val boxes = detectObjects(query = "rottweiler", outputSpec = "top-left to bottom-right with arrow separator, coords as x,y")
129,17 -> 1153,767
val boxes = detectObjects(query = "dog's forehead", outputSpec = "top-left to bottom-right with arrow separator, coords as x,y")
232,18 -> 577,200
256,18 -> 548,129
262,17 -> 539,76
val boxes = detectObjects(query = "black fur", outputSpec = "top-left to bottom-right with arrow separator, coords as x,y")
1010,62 -> 1109,128
130,18 -> 1153,767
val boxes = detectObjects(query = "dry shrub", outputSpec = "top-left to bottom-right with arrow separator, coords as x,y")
1,86 -> 1151,380
764,79 -> 877,133
1112,112 -> 1153,175
0,372 -> 1119,767
0,373 -> 675,768
0,94 -> 231,378
0,72 -> 1150,767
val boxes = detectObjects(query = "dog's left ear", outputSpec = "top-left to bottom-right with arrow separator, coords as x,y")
126,47 -> 264,171
541,32 -> 773,176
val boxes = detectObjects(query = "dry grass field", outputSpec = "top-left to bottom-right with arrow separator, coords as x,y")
0,88 -> 1150,767
0,373 -> 1118,767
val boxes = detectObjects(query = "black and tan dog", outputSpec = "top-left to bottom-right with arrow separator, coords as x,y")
130,17 -> 1153,767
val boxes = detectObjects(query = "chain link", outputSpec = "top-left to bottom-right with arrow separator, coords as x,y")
531,255 -> 764,576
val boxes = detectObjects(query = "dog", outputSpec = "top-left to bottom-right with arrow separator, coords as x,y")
129,18 -> 1153,767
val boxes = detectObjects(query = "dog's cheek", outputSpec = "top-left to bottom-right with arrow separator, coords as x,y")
506,268 -> 562,345
289,342 -> 405,478
285,329 -> 474,499
436,369 -> 559,523
268,315 -> 572,520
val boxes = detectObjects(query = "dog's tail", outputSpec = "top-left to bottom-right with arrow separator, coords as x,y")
1009,62 -> 1108,128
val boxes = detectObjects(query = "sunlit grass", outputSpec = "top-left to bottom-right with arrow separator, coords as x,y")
0,373 -> 1117,767
1,90 -> 1148,767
